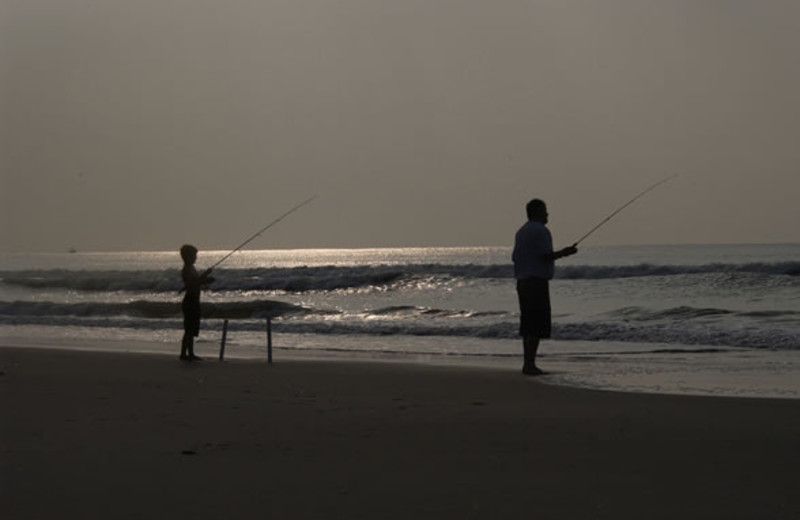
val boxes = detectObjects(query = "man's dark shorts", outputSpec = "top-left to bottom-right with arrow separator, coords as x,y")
516,278 -> 551,339
182,296 -> 201,337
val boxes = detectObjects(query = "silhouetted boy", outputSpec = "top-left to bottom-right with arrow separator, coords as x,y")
180,244 -> 215,361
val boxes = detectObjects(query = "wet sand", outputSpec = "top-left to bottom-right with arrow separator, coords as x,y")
2,346 -> 798,519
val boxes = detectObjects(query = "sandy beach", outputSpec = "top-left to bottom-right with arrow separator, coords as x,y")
2,346 -> 798,519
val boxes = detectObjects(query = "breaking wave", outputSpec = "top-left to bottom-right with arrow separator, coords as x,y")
1,260 -> 797,293
0,299 -> 308,320
2,301 -> 798,350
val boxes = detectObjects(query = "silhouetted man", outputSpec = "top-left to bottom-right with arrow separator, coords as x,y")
512,199 -> 577,375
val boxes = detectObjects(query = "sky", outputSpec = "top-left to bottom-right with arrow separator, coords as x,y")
2,0 -> 798,252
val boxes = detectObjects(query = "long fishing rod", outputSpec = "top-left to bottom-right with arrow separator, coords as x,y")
208,195 -> 318,271
572,175 -> 677,246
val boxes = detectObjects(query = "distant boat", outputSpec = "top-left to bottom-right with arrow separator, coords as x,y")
68,248 -> 77,254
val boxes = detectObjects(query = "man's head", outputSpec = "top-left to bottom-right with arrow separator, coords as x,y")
180,244 -> 198,264
526,199 -> 548,224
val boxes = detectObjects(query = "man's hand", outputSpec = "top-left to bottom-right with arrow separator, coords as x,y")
562,245 -> 578,257
554,245 -> 577,260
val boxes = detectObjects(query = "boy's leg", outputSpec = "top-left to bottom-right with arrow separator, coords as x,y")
182,301 -> 202,361
187,328 -> 202,361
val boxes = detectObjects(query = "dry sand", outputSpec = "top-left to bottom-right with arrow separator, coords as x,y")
2,346 -> 798,519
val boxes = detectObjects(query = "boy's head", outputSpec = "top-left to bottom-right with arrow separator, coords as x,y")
180,244 -> 198,264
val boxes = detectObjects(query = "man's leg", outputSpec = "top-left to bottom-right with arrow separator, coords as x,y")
187,333 -> 202,361
522,335 -> 542,375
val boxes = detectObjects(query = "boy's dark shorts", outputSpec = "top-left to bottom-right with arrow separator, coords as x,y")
516,278 -> 551,339
182,297 -> 201,337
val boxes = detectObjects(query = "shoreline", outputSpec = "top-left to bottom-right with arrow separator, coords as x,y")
2,346 -> 798,519
2,333 -> 799,400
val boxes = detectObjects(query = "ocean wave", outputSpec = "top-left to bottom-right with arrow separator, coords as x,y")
2,260 -> 798,293
0,270 -> 182,292
553,322 -> 800,350
608,305 -> 800,324
0,267 -> 409,293
610,306 -> 735,321
366,306 -> 499,319
0,299 -> 308,320
556,261 -> 800,279
2,313 -> 798,351
275,320 -> 800,349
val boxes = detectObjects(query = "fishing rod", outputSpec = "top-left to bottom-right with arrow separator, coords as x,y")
572,175 -> 677,246
208,195 -> 318,271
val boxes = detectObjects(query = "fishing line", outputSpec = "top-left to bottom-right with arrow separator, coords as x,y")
572,175 -> 677,246
178,195 -> 318,294
208,195 -> 318,270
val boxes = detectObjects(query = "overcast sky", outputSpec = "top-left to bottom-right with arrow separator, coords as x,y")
2,0 -> 798,252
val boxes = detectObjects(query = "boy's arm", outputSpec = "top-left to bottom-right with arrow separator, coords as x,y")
199,268 -> 215,286
182,268 -> 214,291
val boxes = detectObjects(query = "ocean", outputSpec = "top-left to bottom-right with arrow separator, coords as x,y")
1,243 -> 798,398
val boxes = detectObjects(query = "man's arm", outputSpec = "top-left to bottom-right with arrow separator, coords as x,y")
546,245 -> 578,261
